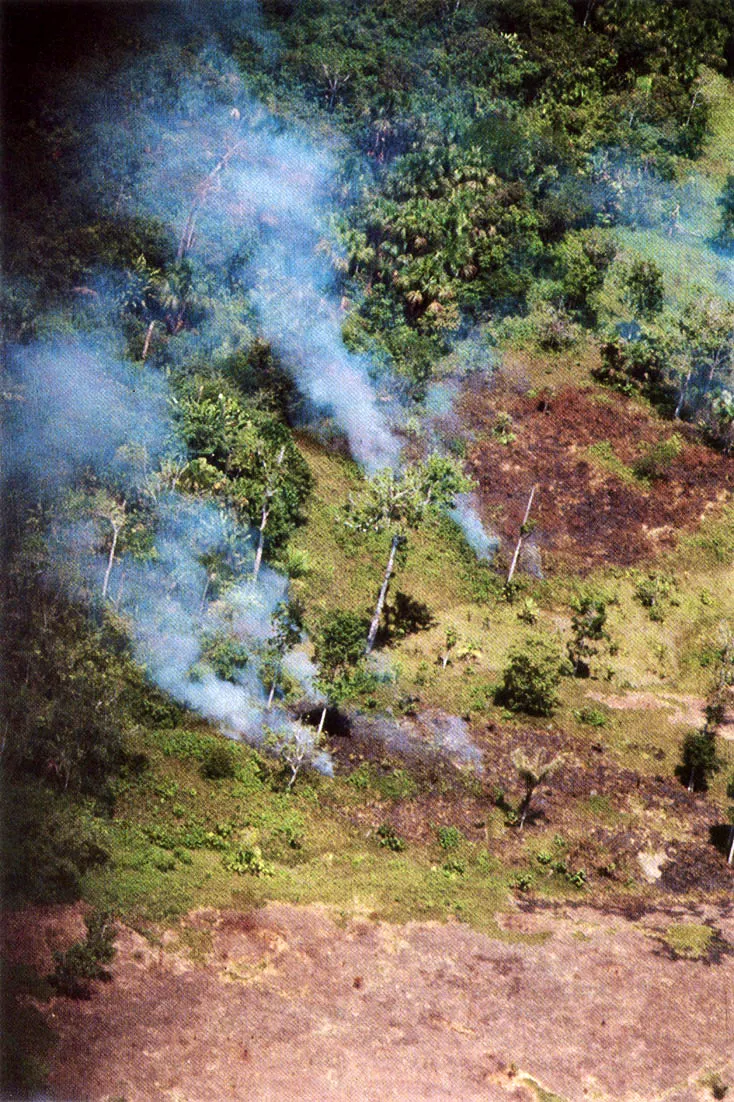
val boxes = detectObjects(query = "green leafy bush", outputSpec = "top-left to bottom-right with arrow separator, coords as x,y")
496,635 -> 564,715
376,823 -> 405,852
436,825 -> 462,850
49,911 -> 117,998
200,741 -> 236,780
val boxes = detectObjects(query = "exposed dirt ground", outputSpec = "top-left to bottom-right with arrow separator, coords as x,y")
4,899 -> 733,1102
457,378 -> 733,571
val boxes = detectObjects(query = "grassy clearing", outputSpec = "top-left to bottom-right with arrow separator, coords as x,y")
78,725 -> 515,932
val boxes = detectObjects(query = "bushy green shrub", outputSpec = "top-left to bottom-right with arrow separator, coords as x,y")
49,911 -> 117,998
436,825 -> 462,850
496,635 -> 564,715
200,741 -> 236,780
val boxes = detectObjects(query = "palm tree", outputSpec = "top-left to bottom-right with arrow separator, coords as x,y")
511,748 -> 565,829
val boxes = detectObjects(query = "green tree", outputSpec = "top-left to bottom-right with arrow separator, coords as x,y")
176,383 -> 312,575
567,594 -> 608,678
557,229 -> 616,316
624,258 -> 664,318
497,634 -> 564,715
344,456 -> 472,654
680,729 -> 722,792
262,599 -> 304,709
313,610 -> 368,734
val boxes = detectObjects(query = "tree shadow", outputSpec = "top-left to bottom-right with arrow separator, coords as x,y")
378,591 -> 435,645
709,823 -> 733,858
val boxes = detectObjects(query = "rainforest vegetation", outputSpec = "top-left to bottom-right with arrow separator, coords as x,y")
1,0 -> 734,1096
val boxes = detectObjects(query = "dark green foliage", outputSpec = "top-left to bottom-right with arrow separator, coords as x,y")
1,783 -> 110,904
200,741 -> 237,780
567,594 -> 609,678
715,175 -> 734,248
497,635 -> 565,715
624,258 -> 664,318
436,825 -> 462,850
49,911 -> 117,998
556,229 -> 616,316
200,635 -> 250,682
593,335 -> 674,406
679,730 -> 722,792
377,823 -> 405,852
175,380 -> 313,553
632,435 -> 683,481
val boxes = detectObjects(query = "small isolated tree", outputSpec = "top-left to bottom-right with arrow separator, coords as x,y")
439,626 -> 459,669
94,492 -> 127,601
567,594 -> 609,678
497,634 -> 564,716
624,258 -> 664,319
264,726 -> 320,792
263,599 -> 304,709
344,456 -> 472,654
313,610 -> 368,735
49,910 -> 117,997
680,729 -> 722,792
511,748 -> 565,829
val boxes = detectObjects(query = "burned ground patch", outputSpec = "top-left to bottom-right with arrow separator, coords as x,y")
10,900 -> 734,1102
458,378 -> 733,571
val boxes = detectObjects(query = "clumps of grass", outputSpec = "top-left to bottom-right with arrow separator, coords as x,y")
632,434 -> 683,481
376,823 -> 405,852
632,570 -> 679,621
586,440 -> 638,485
223,843 -> 273,877
436,825 -> 463,850
663,923 -> 715,960
49,910 -> 117,998
573,706 -> 609,727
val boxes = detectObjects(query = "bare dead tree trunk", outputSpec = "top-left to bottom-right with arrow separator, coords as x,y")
728,825 -> 734,865
253,505 -> 270,583
366,533 -> 400,655
142,319 -> 156,362
176,139 -> 247,262
267,679 -> 277,709
507,485 -> 536,585
102,508 -> 125,601
674,369 -> 692,419
252,446 -> 285,583
317,705 -> 327,736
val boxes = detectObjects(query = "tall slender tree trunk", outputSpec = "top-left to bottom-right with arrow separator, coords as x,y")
142,319 -> 156,362
317,705 -> 327,736
366,534 -> 400,655
675,370 -> 692,419
102,519 -> 122,601
728,825 -> 734,865
267,679 -> 277,709
253,505 -> 270,583
507,485 -> 536,585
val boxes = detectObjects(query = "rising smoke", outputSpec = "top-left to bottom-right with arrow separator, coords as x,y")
6,0 -> 491,774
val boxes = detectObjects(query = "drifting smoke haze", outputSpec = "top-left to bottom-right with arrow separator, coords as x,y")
6,0 -> 491,774
8,337 -> 333,772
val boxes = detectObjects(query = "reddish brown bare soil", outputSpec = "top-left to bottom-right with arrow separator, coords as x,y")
458,379 -> 733,571
4,900 -> 733,1102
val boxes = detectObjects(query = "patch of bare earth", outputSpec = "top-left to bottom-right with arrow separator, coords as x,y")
4,900 -> 734,1102
458,379 -> 733,572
